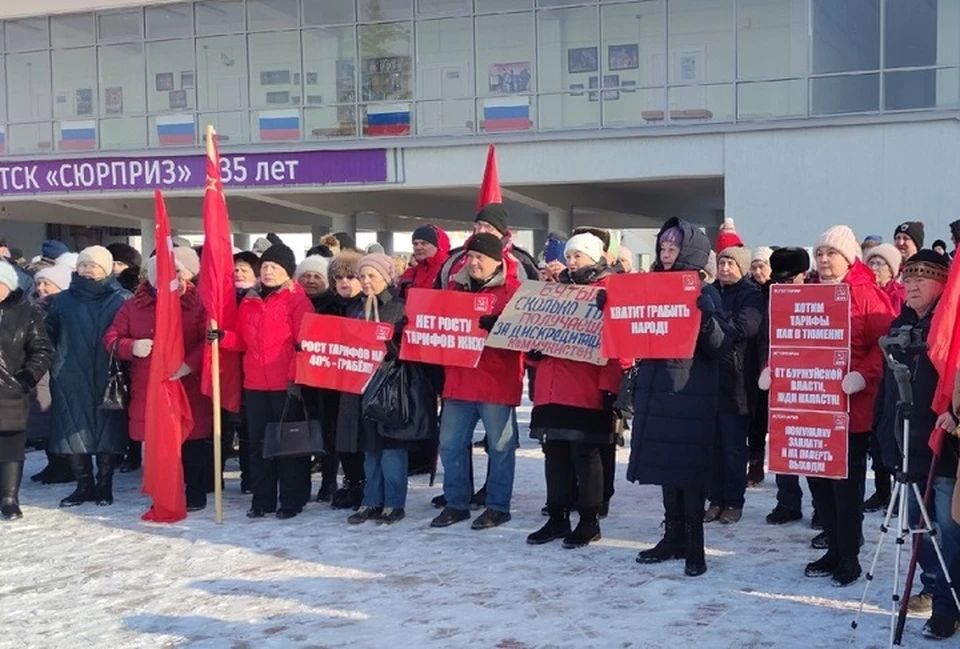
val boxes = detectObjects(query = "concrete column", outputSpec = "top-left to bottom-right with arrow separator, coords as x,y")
532,229 -> 547,257
310,222 -> 329,244
330,213 -> 358,238
376,231 -> 394,255
546,207 -> 573,237
140,218 -> 155,258
233,233 -> 251,251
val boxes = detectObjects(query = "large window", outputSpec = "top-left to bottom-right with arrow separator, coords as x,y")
417,17 -> 473,134
737,0 -> 807,119
538,6 -> 599,130
303,26 -> 357,138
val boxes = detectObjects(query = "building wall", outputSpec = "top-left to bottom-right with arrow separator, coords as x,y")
0,1 -> 174,20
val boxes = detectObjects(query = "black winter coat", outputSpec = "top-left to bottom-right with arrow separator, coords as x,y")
874,303 -> 960,480
25,295 -> 55,441
627,218 -> 732,489
714,278 -> 763,416
0,290 -> 53,432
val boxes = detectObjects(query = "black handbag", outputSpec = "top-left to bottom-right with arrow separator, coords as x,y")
100,341 -> 129,411
263,395 -> 325,459
362,359 -> 411,429
613,363 -> 638,417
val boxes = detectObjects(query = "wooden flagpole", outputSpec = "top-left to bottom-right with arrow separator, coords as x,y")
210,317 -> 224,525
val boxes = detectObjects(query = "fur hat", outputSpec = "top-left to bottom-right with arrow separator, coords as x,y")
894,221 -> 925,249
465,233 -> 503,262
173,246 -> 200,280
715,217 -> 745,252
0,260 -> 18,291
751,246 -> 774,266
718,245 -> 752,277
259,243 -> 297,279
77,245 -> 114,277
815,225 -> 861,265
328,251 -> 363,286
295,254 -> 330,280
564,233 -> 604,264
476,203 -> 509,236
358,253 -> 397,286
864,243 -> 901,276
903,249 -> 950,283
106,242 -> 142,270
770,247 -> 811,283
34,263 -> 72,291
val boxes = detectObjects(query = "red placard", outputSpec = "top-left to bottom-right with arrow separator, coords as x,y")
295,314 -> 392,394
600,271 -> 701,359
767,410 -> 849,479
768,348 -> 849,413
769,283 -> 851,348
399,288 -> 492,367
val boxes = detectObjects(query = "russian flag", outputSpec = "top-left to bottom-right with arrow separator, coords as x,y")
157,115 -> 196,146
258,109 -> 300,141
0,127 -> 6,154
482,97 -> 531,132
366,103 -> 411,136
59,120 -> 97,151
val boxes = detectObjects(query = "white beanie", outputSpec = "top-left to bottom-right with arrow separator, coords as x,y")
173,246 -> 200,280
146,256 -> 187,288
34,263 -> 72,291
751,246 -> 774,266
78,245 -> 114,276
564,233 -> 604,264
295,254 -> 330,280
815,226 -> 861,265
864,243 -> 901,275
0,260 -> 17,291
56,251 -> 79,270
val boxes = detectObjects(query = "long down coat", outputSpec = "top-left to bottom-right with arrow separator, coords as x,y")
0,290 -> 53,432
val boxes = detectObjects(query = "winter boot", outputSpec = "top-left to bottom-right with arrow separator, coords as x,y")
562,507 -> 602,549
31,451 -> 74,484
637,519 -> 685,564
119,441 -> 141,473
683,520 -> 707,577
0,462 -> 24,520
94,453 -> 117,506
60,455 -> 95,507
527,509 -> 571,545
332,480 -> 365,510
316,480 -> 337,503
746,455 -> 765,487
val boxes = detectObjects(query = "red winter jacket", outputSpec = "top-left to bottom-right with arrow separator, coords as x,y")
397,226 -> 451,298
843,260 -> 896,433
221,281 -> 313,392
442,259 -> 524,406
880,279 -> 906,314
103,282 -> 212,442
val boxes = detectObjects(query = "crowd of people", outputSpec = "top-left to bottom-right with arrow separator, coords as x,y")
1,212 -> 960,639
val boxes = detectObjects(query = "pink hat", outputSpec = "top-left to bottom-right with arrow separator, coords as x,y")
715,217 -> 745,252
815,225 -> 861,265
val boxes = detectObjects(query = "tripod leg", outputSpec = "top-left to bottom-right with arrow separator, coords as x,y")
853,481 -> 903,631
894,467 -> 938,645
909,482 -> 960,614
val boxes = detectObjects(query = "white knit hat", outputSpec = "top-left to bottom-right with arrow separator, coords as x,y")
295,255 -> 330,280
56,251 -> 79,270
77,245 -> 114,276
34,263 -> 72,291
864,243 -> 901,275
815,226 -> 861,265
173,246 -> 200,280
564,233 -> 604,264
146,256 -> 186,288
751,246 -> 774,266
0,260 -> 17,291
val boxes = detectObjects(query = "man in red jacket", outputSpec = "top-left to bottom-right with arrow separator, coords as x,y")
397,225 -> 450,299
430,233 -> 523,531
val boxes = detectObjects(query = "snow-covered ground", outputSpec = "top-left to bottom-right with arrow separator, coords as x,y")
2,403 -> 929,649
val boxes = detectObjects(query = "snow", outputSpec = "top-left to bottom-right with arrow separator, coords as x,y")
2,402 -> 930,649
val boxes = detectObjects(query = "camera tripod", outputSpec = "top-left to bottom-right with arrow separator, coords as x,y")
852,349 -> 960,647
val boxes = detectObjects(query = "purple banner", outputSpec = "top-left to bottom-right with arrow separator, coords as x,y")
0,149 -> 390,196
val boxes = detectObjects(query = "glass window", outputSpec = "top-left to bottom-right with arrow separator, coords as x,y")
302,26 -> 357,132
248,0 -> 299,30
475,0 -> 533,11
737,0 -> 807,80
9,123 -> 53,154
737,79 -> 807,119
538,6 -> 597,94
539,0 -> 595,5
477,12 -> 534,95
98,11 -> 143,43
100,117 -> 147,149
884,0 -> 936,70
668,0 -> 734,83
8,51 -> 52,121
251,108 -> 301,143
199,110 -> 249,144
305,106 -> 357,138
196,0 -> 245,35
417,18 -> 473,134
250,31 -> 302,108
51,13 -> 95,48
100,43 -> 146,115
418,0 -> 472,16
303,0 -> 356,25
884,69 -> 937,111
149,114 -> 197,147
811,73 -> 879,114
146,4 -> 194,39
933,0 -> 960,67
6,18 -> 49,52
605,87 -> 665,126
601,2 -> 664,127
0,58 -> 7,122
668,83 -> 734,122
359,22 -> 413,101
812,0 -> 879,74
148,40 -> 196,113
53,48 -> 98,120
359,0 -> 413,22
198,35 -> 249,110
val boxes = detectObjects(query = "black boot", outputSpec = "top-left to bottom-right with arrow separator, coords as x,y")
31,451 -> 75,484
683,521 -> 707,577
562,507 -> 601,549
60,455 -> 95,507
331,480 -> 365,510
94,453 -> 117,506
527,509 -> 571,545
119,441 -> 141,473
0,461 -> 24,520
637,519 -> 685,563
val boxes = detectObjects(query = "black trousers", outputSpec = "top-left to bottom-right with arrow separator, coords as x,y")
182,438 -> 214,501
808,433 -> 870,561
600,443 -> 615,503
662,485 -> 706,525
245,390 -> 312,511
748,390 -> 768,461
339,451 -> 365,484
544,440 -> 608,510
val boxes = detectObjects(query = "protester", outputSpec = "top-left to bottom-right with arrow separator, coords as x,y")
106,243 -> 143,293
617,245 -> 634,273
527,233 -> 626,549
294,255 -> 330,298
0,261 -> 53,519
747,246 -> 773,486
715,217 -> 745,253
431,233 -> 522,531
26,239 -> 70,274
749,247 -> 773,286
932,239 -> 948,257
861,235 -> 883,253
873,250 -> 960,639
174,246 -> 200,283
47,246 -> 131,507
437,203 -> 539,286
211,243 -> 313,520
894,221 -> 924,269
397,225 -> 450,298
0,238 -> 9,258
104,257 -> 213,511
705,246 -> 762,525
803,226 -> 895,587
864,243 -> 906,313
234,251 -> 260,292
630,218 -> 731,576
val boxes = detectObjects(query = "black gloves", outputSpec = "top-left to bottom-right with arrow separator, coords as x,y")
294,342 -> 302,352
478,314 -> 499,332
595,289 -> 607,311
393,316 -> 408,342
206,328 -> 224,343
527,350 -> 544,362
696,292 -> 716,317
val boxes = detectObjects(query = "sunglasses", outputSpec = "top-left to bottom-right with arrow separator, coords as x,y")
334,274 -> 357,281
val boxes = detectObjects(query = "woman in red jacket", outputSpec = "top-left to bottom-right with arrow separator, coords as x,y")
527,233 -> 626,549
804,226 -> 895,587
211,243 -> 314,520
104,256 -> 213,510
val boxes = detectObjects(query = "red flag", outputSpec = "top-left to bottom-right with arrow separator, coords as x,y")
476,144 -> 502,211
141,190 -> 194,523
199,130 -> 242,413
927,255 -> 960,455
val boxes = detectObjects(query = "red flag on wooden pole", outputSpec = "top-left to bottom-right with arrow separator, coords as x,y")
476,144 -> 502,211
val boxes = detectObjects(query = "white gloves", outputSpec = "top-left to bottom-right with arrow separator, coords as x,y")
841,371 -> 866,395
758,367 -> 771,391
132,339 -> 154,358
169,363 -> 192,381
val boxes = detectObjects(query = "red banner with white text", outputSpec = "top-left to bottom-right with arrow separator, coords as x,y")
295,314 -> 392,394
399,288 -> 492,368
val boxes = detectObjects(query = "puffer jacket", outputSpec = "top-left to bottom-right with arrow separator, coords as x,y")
714,277 -> 763,416
25,295 -> 55,441
436,230 -> 539,288
442,256 -> 523,406
398,226 -> 451,299
0,290 -> 53,432
880,279 -> 906,314
103,281 -> 212,442
221,281 -> 313,392
46,274 -> 130,454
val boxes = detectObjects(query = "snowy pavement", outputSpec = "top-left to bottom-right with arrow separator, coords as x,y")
2,408 -> 929,649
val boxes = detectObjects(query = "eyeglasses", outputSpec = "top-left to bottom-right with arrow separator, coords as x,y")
334,274 -> 357,281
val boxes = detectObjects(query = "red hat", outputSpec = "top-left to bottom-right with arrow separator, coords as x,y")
715,217 -> 745,252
